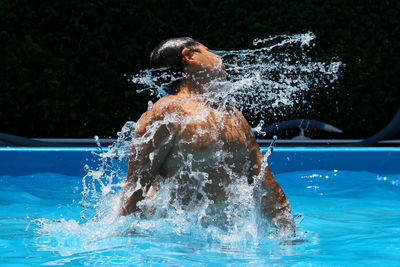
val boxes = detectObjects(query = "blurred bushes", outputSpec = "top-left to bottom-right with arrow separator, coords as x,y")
0,0 -> 399,138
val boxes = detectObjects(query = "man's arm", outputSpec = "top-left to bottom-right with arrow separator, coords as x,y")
119,119 -> 176,216
237,112 -> 295,231
251,140 -> 295,232
259,165 -> 295,232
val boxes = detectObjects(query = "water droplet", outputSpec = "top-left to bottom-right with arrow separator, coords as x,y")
147,100 -> 154,110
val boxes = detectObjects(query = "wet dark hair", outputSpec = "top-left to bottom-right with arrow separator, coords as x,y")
150,37 -> 200,94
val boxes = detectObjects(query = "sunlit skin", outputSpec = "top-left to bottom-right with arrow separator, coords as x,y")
119,43 -> 294,231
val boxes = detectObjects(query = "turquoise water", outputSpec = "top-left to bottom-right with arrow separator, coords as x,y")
1,169 -> 400,265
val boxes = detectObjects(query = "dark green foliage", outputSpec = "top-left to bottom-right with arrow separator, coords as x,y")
1,0 -> 399,138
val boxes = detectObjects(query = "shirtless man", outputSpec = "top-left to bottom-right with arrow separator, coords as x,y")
119,37 -> 294,231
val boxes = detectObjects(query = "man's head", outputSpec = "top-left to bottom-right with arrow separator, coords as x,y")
150,37 -> 225,94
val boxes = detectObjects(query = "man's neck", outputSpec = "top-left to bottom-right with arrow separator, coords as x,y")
176,79 -> 205,97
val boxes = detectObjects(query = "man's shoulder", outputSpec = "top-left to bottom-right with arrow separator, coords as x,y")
148,95 -> 198,120
135,95 -> 187,135
153,95 -> 185,111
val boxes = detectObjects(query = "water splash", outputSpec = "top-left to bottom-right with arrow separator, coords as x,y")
253,119 -> 266,136
34,33 -> 341,254
130,32 -> 343,122
79,121 -> 137,221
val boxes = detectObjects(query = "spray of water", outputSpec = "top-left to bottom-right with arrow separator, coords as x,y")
33,33 -> 341,254
132,32 -> 342,121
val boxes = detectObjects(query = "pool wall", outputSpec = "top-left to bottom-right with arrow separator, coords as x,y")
0,147 -> 399,177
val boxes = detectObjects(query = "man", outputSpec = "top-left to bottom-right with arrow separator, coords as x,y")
119,37 -> 294,232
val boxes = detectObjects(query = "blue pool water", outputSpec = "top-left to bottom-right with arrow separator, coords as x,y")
1,148 -> 399,265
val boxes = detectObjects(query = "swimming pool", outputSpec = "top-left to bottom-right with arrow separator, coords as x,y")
1,147 -> 399,265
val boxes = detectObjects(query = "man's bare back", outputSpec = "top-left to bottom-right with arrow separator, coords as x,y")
120,95 -> 294,230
